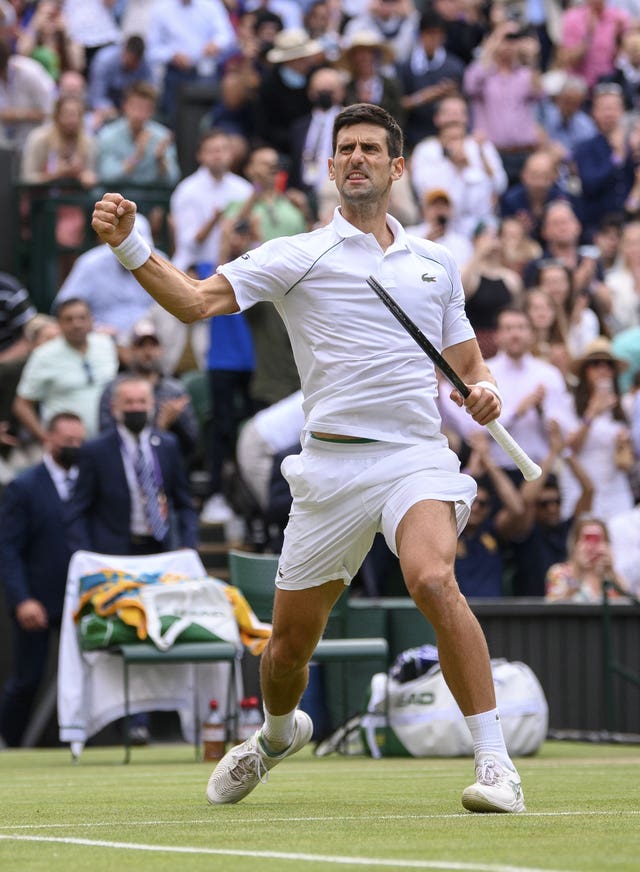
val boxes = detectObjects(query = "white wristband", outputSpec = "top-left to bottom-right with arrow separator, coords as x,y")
109,228 -> 151,271
474,380 -> 503,406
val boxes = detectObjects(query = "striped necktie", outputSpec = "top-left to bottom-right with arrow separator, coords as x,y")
134,442 -> 169,541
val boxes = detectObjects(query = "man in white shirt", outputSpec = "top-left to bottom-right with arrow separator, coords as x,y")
0,37 -> 56,149
170,128 -> 253,272
410,94 -> 508,238
13,298 -> 118,440
93,103 -> 526,814
442,307 -> 579,473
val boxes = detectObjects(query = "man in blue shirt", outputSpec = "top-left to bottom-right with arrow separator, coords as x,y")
88,35 -> 154,129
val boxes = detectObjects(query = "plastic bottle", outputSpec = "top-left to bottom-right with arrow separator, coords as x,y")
202,699 -> 226,761
235,696 -> 263,743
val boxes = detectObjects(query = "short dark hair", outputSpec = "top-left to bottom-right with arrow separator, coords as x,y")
54,297 -> 91,318
48,412 -> 83,432
332,103 -> 403,158
198,127 -> 230,148
124,35 -> 145,59
419,8 -> 446,32
124,81 -> 158,103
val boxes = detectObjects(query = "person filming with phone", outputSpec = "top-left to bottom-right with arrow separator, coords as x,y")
545,516 -> 630,603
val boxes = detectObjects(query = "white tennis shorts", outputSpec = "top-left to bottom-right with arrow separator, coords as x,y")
276,436 -> 477,590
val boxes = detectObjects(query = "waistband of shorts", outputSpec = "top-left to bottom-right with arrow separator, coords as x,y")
310,433 -> 379,444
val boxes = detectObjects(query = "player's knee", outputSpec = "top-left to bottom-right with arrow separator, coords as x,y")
406,563 -> 460,613
263,635 -> 310,677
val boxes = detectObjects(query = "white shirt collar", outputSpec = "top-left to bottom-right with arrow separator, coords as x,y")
332,208 -> 410,251
43,452 -> 78,498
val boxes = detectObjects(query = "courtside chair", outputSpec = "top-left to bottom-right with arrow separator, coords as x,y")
227,550 -> 388,726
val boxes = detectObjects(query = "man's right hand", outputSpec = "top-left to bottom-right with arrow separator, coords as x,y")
92,193 -> 138,247
16,598 -> 48,631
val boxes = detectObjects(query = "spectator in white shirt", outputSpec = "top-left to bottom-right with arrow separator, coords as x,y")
0,36 -> 56,148
169,128 -> 253,272
441,307 -> 579,476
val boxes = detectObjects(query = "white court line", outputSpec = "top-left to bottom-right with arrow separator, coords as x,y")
0,809 -> 639,831
0,834 -> 573,872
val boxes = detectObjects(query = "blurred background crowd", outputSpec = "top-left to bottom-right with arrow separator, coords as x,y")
2,0 -> 640,612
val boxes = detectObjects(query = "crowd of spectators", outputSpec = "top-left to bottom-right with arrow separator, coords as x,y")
2,0 -> 640,613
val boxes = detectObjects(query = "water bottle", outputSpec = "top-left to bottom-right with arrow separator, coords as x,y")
202,699 -> 226,761
235,696 -> 263,743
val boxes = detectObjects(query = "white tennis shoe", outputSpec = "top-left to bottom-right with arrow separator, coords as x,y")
461,756 -> 526,813
206,710 -> 313,805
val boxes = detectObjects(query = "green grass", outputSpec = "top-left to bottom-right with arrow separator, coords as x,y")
1,741 -> 639,871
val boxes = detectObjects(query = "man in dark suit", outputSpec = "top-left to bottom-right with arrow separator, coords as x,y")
67,375 -> 198,744
288,65 -> 345,218
68,375 -> 198,556
0,412 -> 85,747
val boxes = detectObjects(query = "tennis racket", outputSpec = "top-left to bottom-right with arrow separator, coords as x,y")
367,275 -> 542,481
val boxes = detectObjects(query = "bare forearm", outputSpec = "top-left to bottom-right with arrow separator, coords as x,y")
131,252 -> 238,322
93,193 -> 240,321
0,337 -> 30,362
12,396 -> 46,442
485,462 -> 524,514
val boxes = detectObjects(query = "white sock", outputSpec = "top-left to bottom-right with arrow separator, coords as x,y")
465,708 -> 513,767
261,707 -> 296,753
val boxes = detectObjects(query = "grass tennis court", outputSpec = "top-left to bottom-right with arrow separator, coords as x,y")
0,740 -> 638,871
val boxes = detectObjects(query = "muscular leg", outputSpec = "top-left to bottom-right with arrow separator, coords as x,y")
396,499 -> 495,715
260,578 -> 346,716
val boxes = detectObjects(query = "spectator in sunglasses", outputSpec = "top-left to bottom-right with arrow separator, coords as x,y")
508,420 -> 593,597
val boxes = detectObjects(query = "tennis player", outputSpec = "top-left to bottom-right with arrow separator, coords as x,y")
92,104 -> 525,814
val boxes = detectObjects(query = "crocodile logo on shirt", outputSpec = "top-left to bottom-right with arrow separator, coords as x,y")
421,273 -> 436,282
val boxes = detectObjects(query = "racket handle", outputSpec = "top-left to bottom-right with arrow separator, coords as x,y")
486,420 -> 542,481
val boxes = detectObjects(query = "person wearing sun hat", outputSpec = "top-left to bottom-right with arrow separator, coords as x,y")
254,28 -> 325,158
337,30 -> 405,124
563,336 -> 635,520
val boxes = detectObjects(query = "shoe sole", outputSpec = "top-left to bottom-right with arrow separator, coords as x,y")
461,786 -> 526,814
207,711 -> 313,805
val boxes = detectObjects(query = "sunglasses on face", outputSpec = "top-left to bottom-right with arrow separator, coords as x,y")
537,497 -> 560,507
585,359 -> 615,370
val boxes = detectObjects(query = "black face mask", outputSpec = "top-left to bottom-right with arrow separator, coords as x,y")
122,410 -> 148,435
54,445 -> 81,470
312,90 -> 334,111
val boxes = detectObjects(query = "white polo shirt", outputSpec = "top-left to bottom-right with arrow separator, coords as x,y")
219,208 -> 475,445
17,332 -> 118,436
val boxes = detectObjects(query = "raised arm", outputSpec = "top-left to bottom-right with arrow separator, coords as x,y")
91,193 -> 240,323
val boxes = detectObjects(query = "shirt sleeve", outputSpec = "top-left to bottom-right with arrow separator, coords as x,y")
217,236 -> 311,310
441,248 -> 476,351
16,346 -> 49,401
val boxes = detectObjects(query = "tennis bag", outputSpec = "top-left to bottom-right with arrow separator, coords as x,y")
360,652 -> 548,758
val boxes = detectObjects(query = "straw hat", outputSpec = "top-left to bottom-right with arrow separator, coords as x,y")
266,28 -> 324,64
337,30 -> 395,69
569,337 -> 629,375
424,188 -> 451,206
